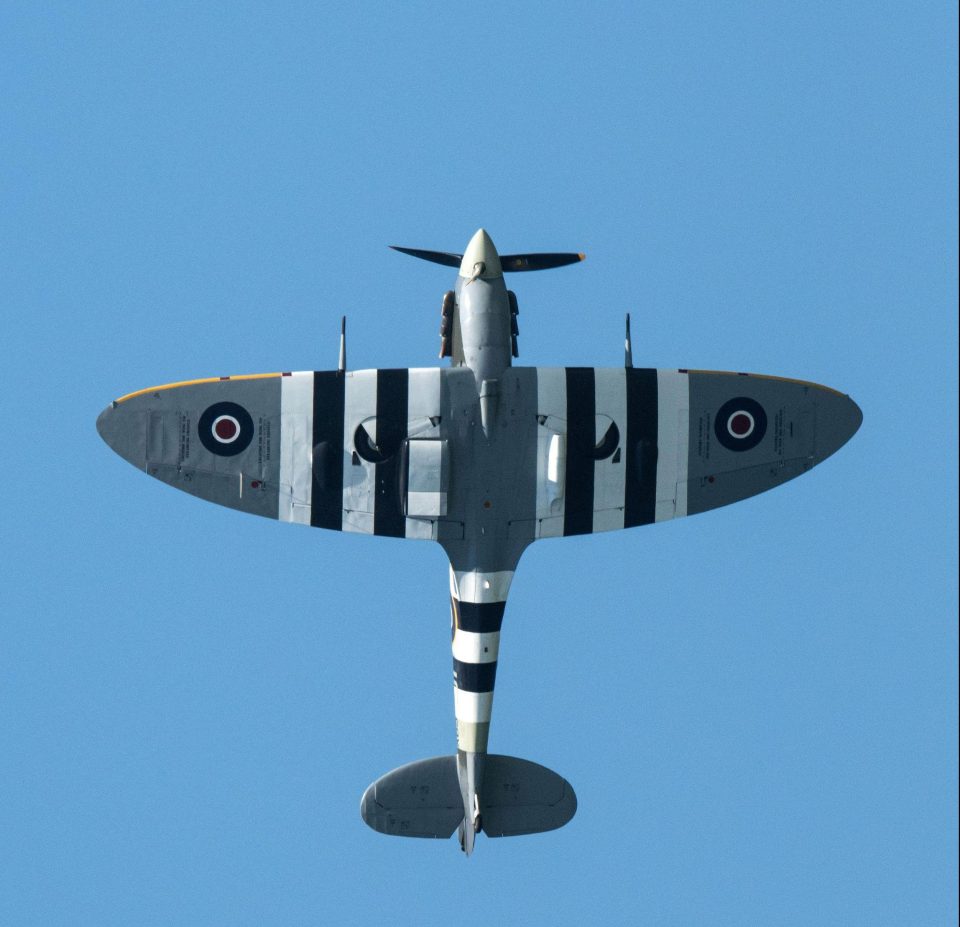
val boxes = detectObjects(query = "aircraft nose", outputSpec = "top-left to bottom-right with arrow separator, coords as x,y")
459,228 -> 502,279
814,389 -> 863,463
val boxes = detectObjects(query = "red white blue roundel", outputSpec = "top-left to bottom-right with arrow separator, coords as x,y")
198,402 -> 254,456
714,397 -> 767,452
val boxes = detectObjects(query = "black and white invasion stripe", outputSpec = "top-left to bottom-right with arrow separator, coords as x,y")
280,365 -> 690,536
533,367 -> 689,535
449,568 -> 513,754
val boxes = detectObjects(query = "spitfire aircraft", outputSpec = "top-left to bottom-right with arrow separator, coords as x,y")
97,229 -> 862,854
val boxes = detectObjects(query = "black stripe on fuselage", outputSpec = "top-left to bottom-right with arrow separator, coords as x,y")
453,658 -> 498,693
453,599 -> 506,633
564,367 -> 596,536
624,368 -> 658,527
373,369 -> 408,537
311,371 -> 345,530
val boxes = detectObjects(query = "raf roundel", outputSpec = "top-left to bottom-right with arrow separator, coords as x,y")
714,396 -> 767,452
198,402 -> 254,457
213,414 -> 241,443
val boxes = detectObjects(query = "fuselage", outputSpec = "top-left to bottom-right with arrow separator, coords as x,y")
446,229 -> 517,854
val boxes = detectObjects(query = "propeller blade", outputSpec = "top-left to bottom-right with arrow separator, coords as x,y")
499,252 -> 585,272
390,245 -> 586,273
389,246 -> 463,268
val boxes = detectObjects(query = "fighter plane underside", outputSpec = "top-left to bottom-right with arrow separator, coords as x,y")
97,229 -> 862,854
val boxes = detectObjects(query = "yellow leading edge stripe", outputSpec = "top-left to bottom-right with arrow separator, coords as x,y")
683,369 -> 848,398
114,372 -> 284,405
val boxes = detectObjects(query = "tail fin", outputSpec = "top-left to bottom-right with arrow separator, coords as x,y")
390,246 -> 585,272
360,754 -> 577,841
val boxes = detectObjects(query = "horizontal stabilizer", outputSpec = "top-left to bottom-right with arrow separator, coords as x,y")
361,755 -> 462,838
480,754 -> 577,837
360,754 -> 576,840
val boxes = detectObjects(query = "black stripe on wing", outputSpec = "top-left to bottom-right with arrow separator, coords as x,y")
564,367 -> 596,536
373,369 -> 409,538
311,371 -> 345,530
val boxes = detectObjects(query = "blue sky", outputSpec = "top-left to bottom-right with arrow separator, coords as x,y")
2,2 -> 956,924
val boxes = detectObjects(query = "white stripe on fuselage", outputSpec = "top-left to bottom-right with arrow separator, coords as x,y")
452,629 -> 500,664
451,569 -> 514,604
655,370 -> 690,521
279,372 -> 314,524
454,688 -> 494,723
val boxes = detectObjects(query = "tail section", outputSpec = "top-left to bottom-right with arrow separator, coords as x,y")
360,755 -> 577,851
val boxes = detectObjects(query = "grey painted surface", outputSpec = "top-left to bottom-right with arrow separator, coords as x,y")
360,755 -> 463,839
685,372 -> 861,516
97,377 -> 284,522
480,755 -> 578,838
